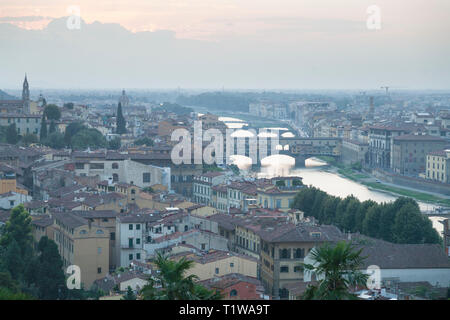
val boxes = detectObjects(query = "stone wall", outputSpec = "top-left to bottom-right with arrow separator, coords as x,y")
372,168 -> 450,196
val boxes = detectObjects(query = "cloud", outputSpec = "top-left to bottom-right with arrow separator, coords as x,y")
0,16 -> 53,22
0,16 -> 449,90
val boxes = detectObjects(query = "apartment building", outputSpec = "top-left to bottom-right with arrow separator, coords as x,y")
52,212 -> 110,288
192,171 -> 226,206
368,123 -> 419,169
259,223 -> 343,299
391,134 -> 447,175
170,249 -> 258,281
0,114 -> 41,136
426,150 -> 450,183
257,177 -> 303,212
71,210 -> 118,272
341,138 -> 369,166
73,151 -> 171,189
211,184 -> 228,213
115,213 -> 159,268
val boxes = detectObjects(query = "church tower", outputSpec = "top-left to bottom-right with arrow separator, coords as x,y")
119,89 -> 129,108
22,74 -> 30,114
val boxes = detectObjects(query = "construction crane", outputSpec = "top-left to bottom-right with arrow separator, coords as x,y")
380,86 -> 390,95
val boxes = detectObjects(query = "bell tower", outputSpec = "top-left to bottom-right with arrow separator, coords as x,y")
22,74 -> 30,113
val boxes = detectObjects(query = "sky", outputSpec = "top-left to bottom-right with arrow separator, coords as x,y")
0,0 -> 449,89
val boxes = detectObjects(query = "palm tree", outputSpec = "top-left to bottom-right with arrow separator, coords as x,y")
121,286 -> 137,300
140,253 -> 221,300
302,241 -> 368,300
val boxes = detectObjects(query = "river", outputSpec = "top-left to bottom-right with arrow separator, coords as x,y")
218,114 -> 447,236
257,157 -> 446,236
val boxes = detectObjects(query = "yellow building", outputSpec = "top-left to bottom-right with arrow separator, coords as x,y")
70,210 -> 118,271
31,215 -> 54,246
52,212 -> 110,289
257,177 -> 303,212
170,250 -> 258,281
426,150 -> 450,183
186,204 -> 217,217
0,166 -> 28,195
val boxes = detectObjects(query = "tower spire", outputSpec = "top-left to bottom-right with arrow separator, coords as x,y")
22,73 -> 30,114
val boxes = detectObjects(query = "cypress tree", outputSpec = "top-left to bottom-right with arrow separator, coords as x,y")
6,123 -> 19,144
40,116 -> 47,140
116,102 -> 126,134
49,120 -> 56,134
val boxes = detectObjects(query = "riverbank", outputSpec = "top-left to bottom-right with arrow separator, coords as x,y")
324,163 -> 450,208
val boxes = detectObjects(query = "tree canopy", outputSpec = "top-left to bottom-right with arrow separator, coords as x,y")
43,104 -> 61,121
141,253 -> 221,300
71,128 -> 107,150
292,187 -> 441,244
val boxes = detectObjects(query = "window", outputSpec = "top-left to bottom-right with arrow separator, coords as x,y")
97,267 -> 102,274
201,243 -> 206,250
276,199 -> 282,208
294,248 -> 305,259
280,266 -> 289,273
136,224 -> 141,230
131,189 -> 136,194
143,173 -> 151,183
75,163 -> 85,169
230,263 -> 234,268
129,224 -> 133,230
215,268 -> 219,274
311,232 -> 321,239
230,289 -> 237,297
110,232 -> 115,240
97,247 -> 102,254
128,238 -> 133,247
294,266 -> 303,273
96,229 -> 104,234
136,253 -> 141,260
129,254 -> 133,261
112,163 -> 119,169
9,200 -> 14,207
90,163 -> 104,169
136,238 -> 141,245
279,248 -> 290,259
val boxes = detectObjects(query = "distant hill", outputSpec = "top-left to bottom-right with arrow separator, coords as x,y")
0,90 -> 17,100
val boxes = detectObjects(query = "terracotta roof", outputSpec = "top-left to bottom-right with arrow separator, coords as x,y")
427,150 -> 448,157
72,210 -> 118,219
350,234 -> 450,269
199,273 -> 263,291
52,212 -> 89,228
32,215 -> 54,227
393,134 -> 447,142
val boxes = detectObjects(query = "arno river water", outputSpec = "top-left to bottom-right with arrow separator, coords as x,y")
212,114 -> 447,236
239,152 -> 446,236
